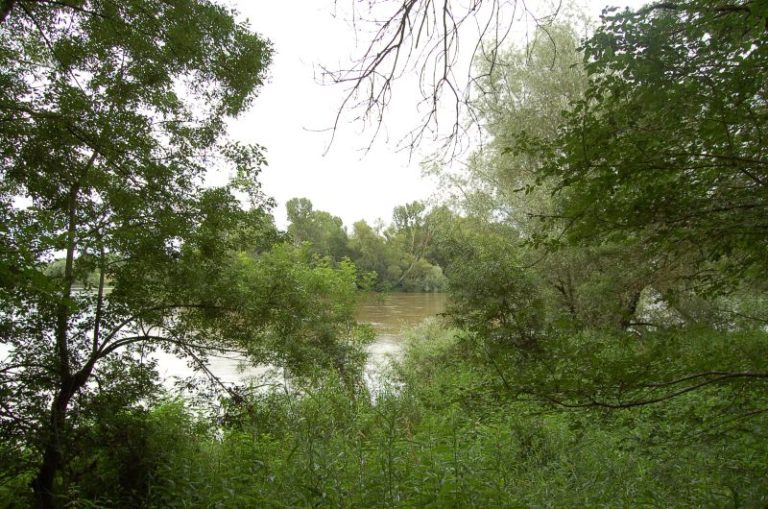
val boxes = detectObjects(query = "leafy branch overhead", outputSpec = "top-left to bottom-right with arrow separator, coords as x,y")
544,1 -> 768,276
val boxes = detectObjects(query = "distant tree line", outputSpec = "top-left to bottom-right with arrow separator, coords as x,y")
284,197 -> 455,292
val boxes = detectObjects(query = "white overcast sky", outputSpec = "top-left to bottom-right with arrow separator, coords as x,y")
225,0 -> 647,229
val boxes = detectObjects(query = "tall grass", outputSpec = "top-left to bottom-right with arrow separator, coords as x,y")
137,321 -> 768,507
4,320 -> 766,507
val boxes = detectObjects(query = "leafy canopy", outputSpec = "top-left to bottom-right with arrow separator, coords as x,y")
543,1 -> 768,281
0,1 -> 364,505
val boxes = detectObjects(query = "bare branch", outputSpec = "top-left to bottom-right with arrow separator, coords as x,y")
323,0 -> 563,157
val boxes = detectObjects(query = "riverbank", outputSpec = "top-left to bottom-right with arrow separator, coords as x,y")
21,319 -> 764,508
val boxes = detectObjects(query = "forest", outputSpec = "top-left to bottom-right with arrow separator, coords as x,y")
1,0 -> 767,507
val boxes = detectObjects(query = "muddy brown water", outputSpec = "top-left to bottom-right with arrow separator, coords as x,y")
357,292 -> 448,364
157,292 -> 448,387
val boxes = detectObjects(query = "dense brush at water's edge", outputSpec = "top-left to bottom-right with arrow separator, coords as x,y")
3,319 -> 766,508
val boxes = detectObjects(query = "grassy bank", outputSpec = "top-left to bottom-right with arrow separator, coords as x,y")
6,319 -> 765,508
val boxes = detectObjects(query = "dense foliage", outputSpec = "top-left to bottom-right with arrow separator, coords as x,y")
8,321 -> 764,508
2,0 -> 768,507
284,197 -> 452,292
548,2 -> 768,279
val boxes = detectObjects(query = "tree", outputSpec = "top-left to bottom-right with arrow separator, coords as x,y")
286,197 -> 350,261
443,219 -> 547,349
449,20 -> 588,230
434,21 -> 678,333
348,219 -> 391,288
388,201 -> 430,286
0,2 -> 360,507
444,1 -> 768,412
542,1 -> 768,286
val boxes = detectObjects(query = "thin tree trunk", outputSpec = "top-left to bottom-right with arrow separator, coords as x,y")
33,250 -> 109,507
92,246 -> 106,355
34,365 -> 94,508
32,184 -> 79,509
33,150 -> 97,508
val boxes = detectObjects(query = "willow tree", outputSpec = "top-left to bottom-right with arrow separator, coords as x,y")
0,2 -> 315,507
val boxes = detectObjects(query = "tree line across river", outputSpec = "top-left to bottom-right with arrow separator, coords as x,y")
284,198 -> 452,293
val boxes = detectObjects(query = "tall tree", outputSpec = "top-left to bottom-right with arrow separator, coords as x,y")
437,20 -> 675,332
0,2 -> 337,507
348,219 -> 390,287
459,21 -> 588,230
286,197 -> 350,261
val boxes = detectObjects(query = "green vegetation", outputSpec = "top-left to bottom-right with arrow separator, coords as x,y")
2,0 -> 768,508
285,197 -> 452,292
4,321 -> 763,507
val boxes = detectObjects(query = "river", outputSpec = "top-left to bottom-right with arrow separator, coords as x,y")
157,292 -> 448,388
357,292 -> 447,367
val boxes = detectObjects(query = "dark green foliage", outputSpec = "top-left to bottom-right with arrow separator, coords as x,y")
229,245 -> 374,385
442,221 -> 548,349
544,1 -> 768,283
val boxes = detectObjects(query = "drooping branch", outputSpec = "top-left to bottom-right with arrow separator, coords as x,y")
641,371 -> 768,388
324,0 -> 562,156
85,332 -> 247,401
97,303 -> 237,354
177,344 -> 243,400
95,334 -> 168,359
0,362 -> 56,375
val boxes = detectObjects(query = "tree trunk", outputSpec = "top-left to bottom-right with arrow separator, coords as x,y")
33,364 -> 93,508
32,184 -> 81,508
33,382 -> 76,509
620,290 -> 642,330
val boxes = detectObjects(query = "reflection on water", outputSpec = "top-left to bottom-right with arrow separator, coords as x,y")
159,292 -> 448,389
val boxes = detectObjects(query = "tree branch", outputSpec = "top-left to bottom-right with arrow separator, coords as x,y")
325,0 -> 559,155
541,371 -> 768,410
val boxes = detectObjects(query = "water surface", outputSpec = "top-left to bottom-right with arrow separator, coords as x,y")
359,292 -> 448,389
158,292 -> 448,387
358,292 -> 447,363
